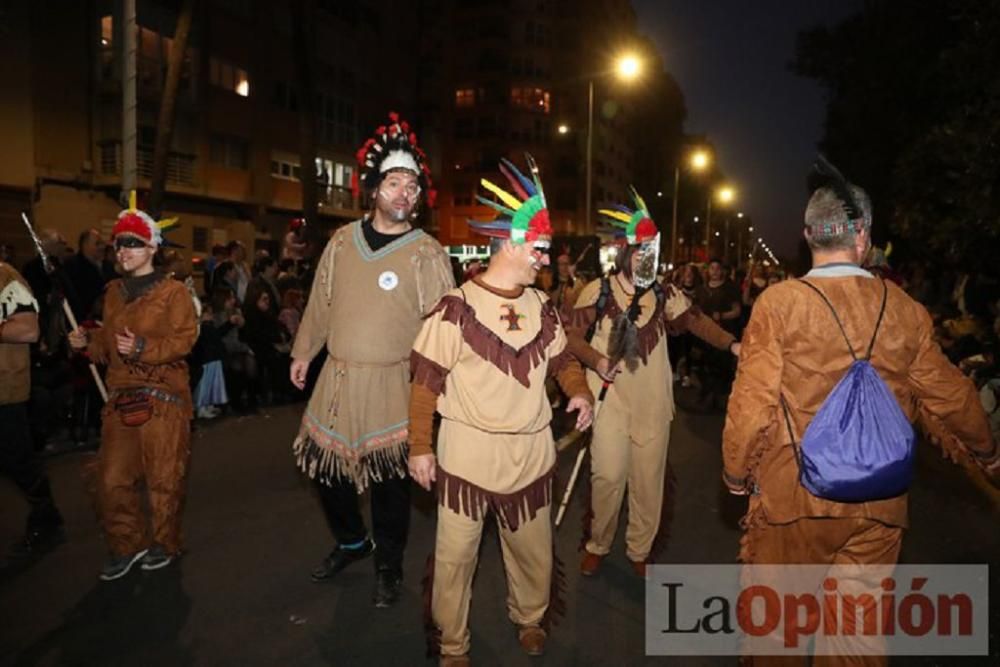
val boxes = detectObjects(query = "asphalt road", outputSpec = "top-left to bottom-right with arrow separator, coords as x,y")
1,393 -> 997,666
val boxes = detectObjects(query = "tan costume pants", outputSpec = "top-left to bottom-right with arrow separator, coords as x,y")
97,401 -> 191,556
740,507 -> 903,667
586,405 -> 671,562
433,503 -> 552,656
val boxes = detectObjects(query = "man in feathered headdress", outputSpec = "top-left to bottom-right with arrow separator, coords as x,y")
409,155 -> 593,664
723,158 -> 997,662
288,112 -> 454,608
562,187 -> 738,578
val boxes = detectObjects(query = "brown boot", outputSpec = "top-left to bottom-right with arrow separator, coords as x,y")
580,551 -> 603,577
517,625 -> 547,656
630,559 -> 648,578
439,654 -> 471,667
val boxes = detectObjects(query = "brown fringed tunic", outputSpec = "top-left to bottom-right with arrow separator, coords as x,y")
410,275 -> 590,657
409,275 -> 591,528
291,220 -> 454,490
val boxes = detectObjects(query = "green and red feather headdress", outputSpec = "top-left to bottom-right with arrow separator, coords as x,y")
469,154 -> 553,247
599,186 -> 658,245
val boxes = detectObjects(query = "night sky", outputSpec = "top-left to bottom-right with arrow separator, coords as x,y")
632,0 -> 863,257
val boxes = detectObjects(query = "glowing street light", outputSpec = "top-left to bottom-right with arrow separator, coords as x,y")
616,54 -> 642,81
557,123 -> 569,135
586,53 -> 643,233
716,186 -> 736,204
690,150 -> 711,171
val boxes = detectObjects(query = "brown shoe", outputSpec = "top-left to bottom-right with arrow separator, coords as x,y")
580,551 -> 603,577
439,655 -> 470,667
517,625 -> 547,656
630,559 -> 648,578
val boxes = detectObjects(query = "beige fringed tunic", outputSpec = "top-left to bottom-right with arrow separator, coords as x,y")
291,220 -> 454,490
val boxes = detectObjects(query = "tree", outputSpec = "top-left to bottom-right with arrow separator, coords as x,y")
148,0 -> 196,217
793,0 -> 1000,269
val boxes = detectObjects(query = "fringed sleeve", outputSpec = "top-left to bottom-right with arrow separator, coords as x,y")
722,289 -> 784,493
908,309 -> 996,463
408,292 -> 464,457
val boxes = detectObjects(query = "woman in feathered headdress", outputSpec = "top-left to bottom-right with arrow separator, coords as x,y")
68,191 -> 198,581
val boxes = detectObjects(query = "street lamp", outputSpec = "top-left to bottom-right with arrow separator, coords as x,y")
706,185 -> 735,260
557,123 -> 569,135
585,53 -> 642,233
670,147 -> 711,265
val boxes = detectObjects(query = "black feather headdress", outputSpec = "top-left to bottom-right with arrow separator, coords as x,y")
808,154 -> 863,222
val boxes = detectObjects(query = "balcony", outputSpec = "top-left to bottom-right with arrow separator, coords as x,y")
99,141 -> 197,187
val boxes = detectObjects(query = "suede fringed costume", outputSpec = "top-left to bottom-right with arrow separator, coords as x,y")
291,220 -> 453,488
291,113 -> 454,592
410,156 -> 592,660
563,191 -> 736,568
85,200 -> 197,562
722,161 -> 997,666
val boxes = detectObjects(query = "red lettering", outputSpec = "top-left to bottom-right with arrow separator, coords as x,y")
736,586 -> 781,637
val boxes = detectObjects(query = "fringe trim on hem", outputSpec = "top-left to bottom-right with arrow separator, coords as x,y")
422,553 -> 442,658
293,433 -> 408,492
436,464 -> 555,532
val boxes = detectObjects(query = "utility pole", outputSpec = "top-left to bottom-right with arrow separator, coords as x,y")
121,0 -> 138,201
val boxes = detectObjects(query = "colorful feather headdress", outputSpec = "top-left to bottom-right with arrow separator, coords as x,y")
599,186 -> 658,245
112,190 -> 179,246
352,111 -> 436,207
468,154 -> 553,246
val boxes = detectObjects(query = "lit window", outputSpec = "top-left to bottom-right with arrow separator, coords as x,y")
455,88 -> 475,108
101,16 -> 113,47
210,56 -> 251,97
510,87 -> 550,113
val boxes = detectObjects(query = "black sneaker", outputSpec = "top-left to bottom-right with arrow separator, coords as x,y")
373,567 -> 402,608
99,549 -> 148,582
310,539 -> 375,582
140,545 -> 174,571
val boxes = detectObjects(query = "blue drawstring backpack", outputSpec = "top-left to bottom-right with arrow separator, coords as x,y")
780,279 -> 915,502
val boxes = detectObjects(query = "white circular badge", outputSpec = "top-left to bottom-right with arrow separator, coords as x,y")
378,270 -> 399,291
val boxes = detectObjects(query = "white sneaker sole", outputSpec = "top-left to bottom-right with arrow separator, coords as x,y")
140,555 -> 174,571
99,548 -> 148,581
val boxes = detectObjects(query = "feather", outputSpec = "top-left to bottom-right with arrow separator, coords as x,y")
480,179 -> 522,211
607,312 -> 640,372
128,190 -> 137,212
524,153 -> 546,207
468,220 -> 512,239
598,209 -> 632,224
156,216 -> 179,230
499,162 -> 530,201
499,158 -> 536,198
475,195 -> 517,217
469,219 -> 514,231
609,203 -> 634,214
629,186 -> 648,213
812,154 -> 861,220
